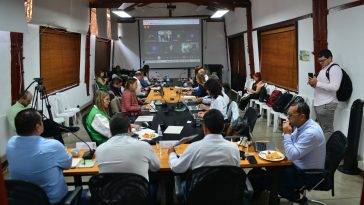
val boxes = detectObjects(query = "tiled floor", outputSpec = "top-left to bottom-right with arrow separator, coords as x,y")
5,107 -> 363,204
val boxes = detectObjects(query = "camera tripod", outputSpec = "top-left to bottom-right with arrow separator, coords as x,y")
24,78 -> 53,120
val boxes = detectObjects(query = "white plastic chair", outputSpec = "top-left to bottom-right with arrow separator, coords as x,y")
269,88 -> 288,132
49,95 -> 75,126
261,85 -> 276,126
43,97 -> 65,125
250,83 -> 268,112
56,92 -> 80,124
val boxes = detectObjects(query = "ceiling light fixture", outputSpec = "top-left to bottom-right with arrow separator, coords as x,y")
112,10 -> 132,18
211,9 -> 229,18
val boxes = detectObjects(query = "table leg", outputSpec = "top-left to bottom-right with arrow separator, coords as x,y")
269,167 -> 279,205
74,176 -> 82,187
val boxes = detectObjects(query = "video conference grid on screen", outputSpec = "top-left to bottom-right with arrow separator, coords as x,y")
140,19 -> 202,68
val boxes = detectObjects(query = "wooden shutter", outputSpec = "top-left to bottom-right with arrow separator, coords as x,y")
260,25 -> 297,91
40,27 -> 81,93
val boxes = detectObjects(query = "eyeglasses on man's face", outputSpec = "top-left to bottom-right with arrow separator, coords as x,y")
318,57 -> 328,64
287,112 -> 300,118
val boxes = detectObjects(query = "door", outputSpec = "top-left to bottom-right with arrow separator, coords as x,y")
228,35 -> 246,91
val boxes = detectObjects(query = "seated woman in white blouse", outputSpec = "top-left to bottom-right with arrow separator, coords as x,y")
197,79 -> 227,120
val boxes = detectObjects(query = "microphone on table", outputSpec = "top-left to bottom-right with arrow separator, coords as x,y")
176,89 -> 183,108
178,70 -> 186,82
68,132 -> 95,160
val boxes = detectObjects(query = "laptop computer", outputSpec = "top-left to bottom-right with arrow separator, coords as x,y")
254,141 -> 276,152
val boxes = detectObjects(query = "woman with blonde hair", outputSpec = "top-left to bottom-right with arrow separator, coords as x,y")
86,89 -> 111,145
122,78 -> 147,118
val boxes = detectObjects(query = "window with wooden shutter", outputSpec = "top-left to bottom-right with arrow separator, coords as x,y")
259,25 -> 298,91
40,27 -> 81,93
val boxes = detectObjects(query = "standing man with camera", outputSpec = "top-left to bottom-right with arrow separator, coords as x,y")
308,49 -> 342,140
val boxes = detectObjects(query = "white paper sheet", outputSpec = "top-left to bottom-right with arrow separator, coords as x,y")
159,140 -> 179,148
71,158 -> 82,168
163,126 -> 184,134
135,115 -> 154,122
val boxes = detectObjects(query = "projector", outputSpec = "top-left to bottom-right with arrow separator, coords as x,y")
167,4 -> 176,10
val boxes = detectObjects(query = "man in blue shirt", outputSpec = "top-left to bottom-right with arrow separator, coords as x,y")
6,109 -> 72,204
280,101 -> 326,203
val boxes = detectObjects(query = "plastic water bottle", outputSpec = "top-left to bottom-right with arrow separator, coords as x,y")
157,124 -> 163,137
166,74 -> 170,82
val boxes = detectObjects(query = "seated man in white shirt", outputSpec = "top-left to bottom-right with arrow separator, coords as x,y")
96,113 -> 160,204
134,71 -> 147,97
96,113 -> 160,180
168,109 -> 240,173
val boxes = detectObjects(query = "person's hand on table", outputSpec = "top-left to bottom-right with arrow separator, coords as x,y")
131,124 -> 141,131
197,111 -> 205,118
141,105 -> 149,110
199,104 -> 209,111
168,147 -> 176,155
282,120 -> 293,134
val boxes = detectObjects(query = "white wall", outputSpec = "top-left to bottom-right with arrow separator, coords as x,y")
297,18 -> 316,118
327,5 -> 364,161
0,4 -> 93,159
226,0 -> 364,164
251,0 -> 312,28
113,21 -> 229,83
225,8 -> 247,36
0,31 -> 12,158
328,0 -> 359,8
31,0 -> 89,34
203,22 -> 229,83
114,23 -> 140,70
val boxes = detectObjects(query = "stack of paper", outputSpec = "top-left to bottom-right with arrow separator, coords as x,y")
135,115 -> 154,122
163,126 -> 184,134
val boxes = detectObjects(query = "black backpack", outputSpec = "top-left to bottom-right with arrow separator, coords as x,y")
259,86 -> 269,102
326,63 -> 352,101
282,95 -> 305,114
272,92 -> 293,112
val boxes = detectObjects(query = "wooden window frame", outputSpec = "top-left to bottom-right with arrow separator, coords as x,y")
10,32 -> 24,104
40,27 -> 81,93
258,24 -> 298,91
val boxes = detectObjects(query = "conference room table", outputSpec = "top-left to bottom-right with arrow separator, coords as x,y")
64,87 -> 292,205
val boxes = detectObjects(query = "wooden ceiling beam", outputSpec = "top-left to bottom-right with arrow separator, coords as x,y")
89,0 -> 249,8
124,3 -> 139,11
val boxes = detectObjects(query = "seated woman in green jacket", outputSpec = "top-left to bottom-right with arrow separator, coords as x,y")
86,89 -> 140,145
86,90 -> 111,145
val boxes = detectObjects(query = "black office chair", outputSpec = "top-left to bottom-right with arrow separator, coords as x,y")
244,107 -> 259,134
5,179 -> 82,205
175,166 -> 254,205
89,173 -> 149,205
296,131 -> 347,204
230,107 -> 258,140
